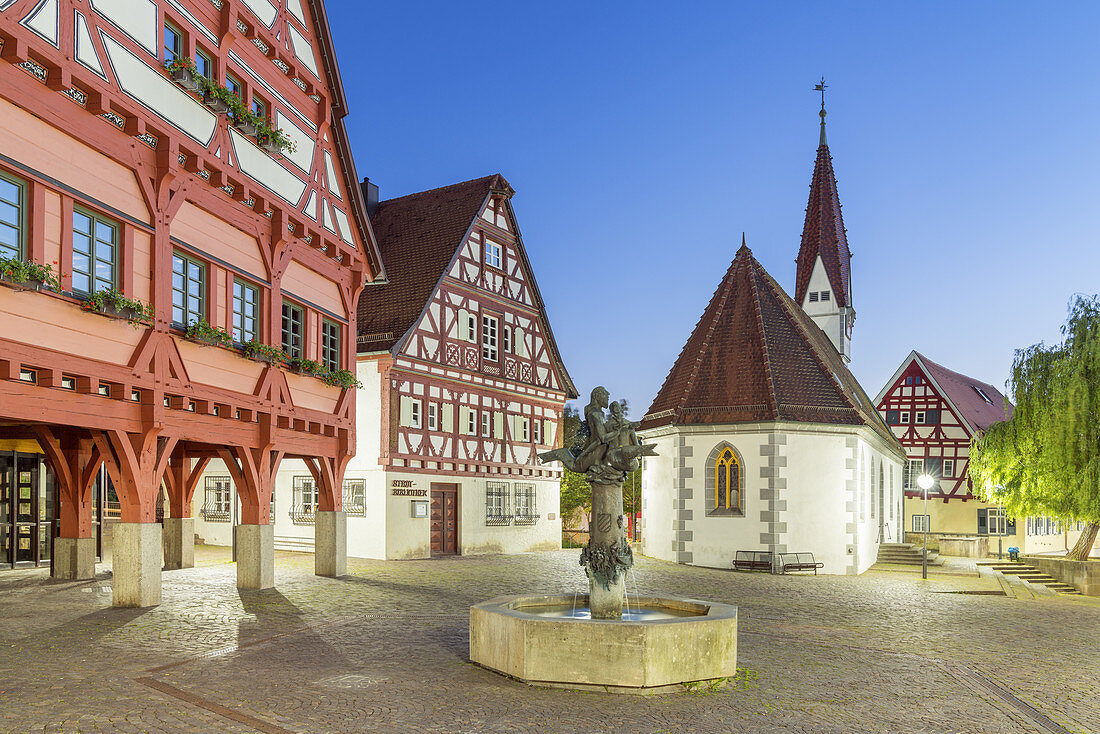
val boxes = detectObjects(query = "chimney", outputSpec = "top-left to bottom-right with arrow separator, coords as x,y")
362,177 -> 379,216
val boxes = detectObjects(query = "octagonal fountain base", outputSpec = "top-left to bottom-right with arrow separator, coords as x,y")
469,594 -> 738,694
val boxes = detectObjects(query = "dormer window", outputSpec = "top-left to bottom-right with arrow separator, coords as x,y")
973,386 -> 993,404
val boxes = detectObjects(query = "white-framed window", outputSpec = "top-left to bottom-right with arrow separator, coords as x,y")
514,483 -> 537,524
942,459 -> 954,478
427,403 -> 439,431
903,458 -> 924,490
486,481 -> 510,525
410,399 -> 421,429
520,416 -> 530,442
465,406 -> 477,436
481,411 -> 491,437
915,411 -> 926,424
343,479 -> 365,517
532,419 -> 542,445
912,514 -> 930,532
484,239 -> 502,269
482,315 -> 498,361
503,325 -> 511,353
201,476 -> 232,522
900,412 -> 910,424
291,476 -> 318,524
400,396 -> 422,428
988,508 -> 1008,536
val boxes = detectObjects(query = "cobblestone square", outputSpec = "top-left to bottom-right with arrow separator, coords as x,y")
1,549 -> 1098,733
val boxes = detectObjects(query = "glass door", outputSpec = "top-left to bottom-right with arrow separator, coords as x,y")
0,452 -> 12,568
13,454 -> 39,566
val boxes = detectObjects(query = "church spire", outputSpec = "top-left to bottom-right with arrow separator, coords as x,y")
795,80 -> 856,362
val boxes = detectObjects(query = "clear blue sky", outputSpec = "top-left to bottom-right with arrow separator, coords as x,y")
328,1 -> 1100,414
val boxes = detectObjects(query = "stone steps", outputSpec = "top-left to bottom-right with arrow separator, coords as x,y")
975,561 -> 1082,595
874,543 -> 945,567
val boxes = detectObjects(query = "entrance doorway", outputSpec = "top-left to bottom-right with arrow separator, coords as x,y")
430,484 -> 458,555
0,451 -> 52,569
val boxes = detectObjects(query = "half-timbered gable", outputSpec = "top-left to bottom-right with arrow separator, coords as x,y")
0,0 -> 383,600
348,174 -> 576,560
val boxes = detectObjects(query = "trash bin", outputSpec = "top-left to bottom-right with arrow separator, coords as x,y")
1007,546 -> 1020,562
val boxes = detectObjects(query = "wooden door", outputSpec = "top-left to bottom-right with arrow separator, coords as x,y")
430,484 -> 459,555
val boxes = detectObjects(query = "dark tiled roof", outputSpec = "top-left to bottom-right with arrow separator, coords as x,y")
915,353 -> 1013,433
641,244 -> 899,449
794,139 -> 851,308
356,175 -> 509,352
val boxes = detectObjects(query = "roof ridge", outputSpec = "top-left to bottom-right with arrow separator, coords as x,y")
914,351 -> 1003,394
376,174 -> 506,206
746,253 -> 780,420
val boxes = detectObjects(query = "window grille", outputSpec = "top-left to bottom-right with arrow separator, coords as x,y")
291,476 -> 317,524
514,483 -> 538,525
201,476 -> 232,522
343,479 -> 365,517
808,292 -> 819,303
486,481 -> 512,526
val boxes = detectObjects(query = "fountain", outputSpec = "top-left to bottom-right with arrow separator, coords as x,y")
469,387 -> 739,693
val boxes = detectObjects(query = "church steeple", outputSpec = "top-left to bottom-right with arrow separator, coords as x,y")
795,79 -> 855,362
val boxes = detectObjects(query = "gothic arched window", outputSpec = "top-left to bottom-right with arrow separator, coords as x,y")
715,448 -> 741,513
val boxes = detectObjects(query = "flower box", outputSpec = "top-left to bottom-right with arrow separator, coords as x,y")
234,118 -> 258,136
171,67 -> 201,92
259,135 -> 282,155
0,275 -> 44,292
97,302 -> 139,321
204,92 -> 231,114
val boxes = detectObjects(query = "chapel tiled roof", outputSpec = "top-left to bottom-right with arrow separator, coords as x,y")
356,175 -> 512,352
793,125 -> 852,308
913,353 -> 1013,433
640,242 -> 899,449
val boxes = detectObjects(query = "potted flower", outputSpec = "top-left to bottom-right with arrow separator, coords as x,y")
82,287 -> 153,325
165,57 -> 201,93
203,85 -> 233,115
184,318 -> 233,347
289,356 -> 322,375
242,339 -> 286,365
0,256 -> 62,292
256,121 -> 297,156
320,369 -> 361,389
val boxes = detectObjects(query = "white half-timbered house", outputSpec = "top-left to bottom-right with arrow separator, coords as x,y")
346,174 -> 576,559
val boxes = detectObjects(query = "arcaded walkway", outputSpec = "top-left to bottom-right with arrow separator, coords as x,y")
1,548 -> 1097,733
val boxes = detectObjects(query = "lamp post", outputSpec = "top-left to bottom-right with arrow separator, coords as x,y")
917,473 -> 934,580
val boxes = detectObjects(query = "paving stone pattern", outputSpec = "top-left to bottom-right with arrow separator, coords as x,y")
1,548 -> 1098,733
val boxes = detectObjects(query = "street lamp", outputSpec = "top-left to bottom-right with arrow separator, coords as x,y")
917,473 -> 935,580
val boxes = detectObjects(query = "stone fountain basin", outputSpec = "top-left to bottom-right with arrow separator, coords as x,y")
470,594 -> 738,693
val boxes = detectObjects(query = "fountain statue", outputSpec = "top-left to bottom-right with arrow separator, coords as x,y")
468,384 -> 738,693
538,386 -> 657,619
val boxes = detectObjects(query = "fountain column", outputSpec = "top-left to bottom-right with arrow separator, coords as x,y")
586,481 -> 630,618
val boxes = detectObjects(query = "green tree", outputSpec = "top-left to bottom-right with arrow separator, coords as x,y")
970,296 -> 1100,560
558,405 -> 590,527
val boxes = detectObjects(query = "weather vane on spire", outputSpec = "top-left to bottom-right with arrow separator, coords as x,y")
814,77 -> 828,146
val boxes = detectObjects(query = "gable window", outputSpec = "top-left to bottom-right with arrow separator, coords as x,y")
427,403 -> 439,431
171,252 -> 205,327
942,459 -> 954,478
486,481 -> 511,525
343,479 -> 365,517
201,476 -> 231,522
164,22 -> 183,65
321,319 -> 340,371
195,48 -> 213,80
711,447 -> 742,515
808,292 -> 819,303
482,315 -> 498,361
291,476 -> 317,524
73,208 -> 118,295
484,239 -> 502,269
819,291 -> 830,301
0,171 -> 26,259
232,279 -> 259,343
915,411 -> 926,424
900,412 -> 910,424
514,483 -> 537,525
281,301 -> 304,359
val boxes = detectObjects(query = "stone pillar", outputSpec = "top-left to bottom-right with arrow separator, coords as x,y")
112,522 -> 162,607
162,517 -> 195,570
586,481 -> 632,619
315,510 -> 347,577
236,523 -> 274,590
53,537 -> 96,580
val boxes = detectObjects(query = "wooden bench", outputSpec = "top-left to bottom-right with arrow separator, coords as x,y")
778,552 -> 824,575
732,550 -> 773,572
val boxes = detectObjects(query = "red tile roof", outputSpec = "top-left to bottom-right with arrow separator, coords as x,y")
356,175 -> 510,352
640,244 -> 899,449
914,353 -> 1013,433
794,137 -> 852,308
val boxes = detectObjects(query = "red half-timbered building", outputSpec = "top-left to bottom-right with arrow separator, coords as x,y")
350,175 -> 576,559
0,0 -> 383,605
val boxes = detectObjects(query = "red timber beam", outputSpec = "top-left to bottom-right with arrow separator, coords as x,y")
217,444 -> 284,525
91,429 -> 177,523
301,452 -> 351,513
33,426 -> 102,539
162,444 -> 210,520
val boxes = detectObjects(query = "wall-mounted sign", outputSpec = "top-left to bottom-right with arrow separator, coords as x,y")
411,500 -> 429,518
391,480 -> 427,497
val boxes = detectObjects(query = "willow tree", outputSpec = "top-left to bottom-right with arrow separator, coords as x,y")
970,296 -> 1100,560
